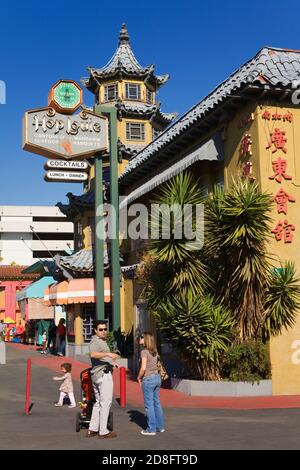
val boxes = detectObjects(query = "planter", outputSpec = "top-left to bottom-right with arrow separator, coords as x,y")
171,378 -> 272,396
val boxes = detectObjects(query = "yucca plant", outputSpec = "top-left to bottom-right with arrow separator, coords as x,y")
154,290 -> 234,379
204,179 -> 274,340
148,172 -> 209,297
262,262 -> 300,340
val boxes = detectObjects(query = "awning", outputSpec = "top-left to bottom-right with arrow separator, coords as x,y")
16,275 -> 55,301
45,278 -> 111,305
45,281 -> 69,305
119,132 -> 224,209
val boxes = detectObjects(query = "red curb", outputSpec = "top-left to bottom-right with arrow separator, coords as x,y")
7,343 -> 300,409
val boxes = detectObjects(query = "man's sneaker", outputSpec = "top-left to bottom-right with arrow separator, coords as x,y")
157,429 -> 165,433
54,403 -> 62,407
57,352 -> 63,357
141,430 -> 156,436
68,405 -> 76,408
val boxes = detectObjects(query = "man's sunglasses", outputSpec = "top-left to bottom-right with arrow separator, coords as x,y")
97,328 -> 108,332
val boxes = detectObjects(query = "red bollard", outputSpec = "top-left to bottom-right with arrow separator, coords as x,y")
25,358 -> 31,415
120,366 -> 126,408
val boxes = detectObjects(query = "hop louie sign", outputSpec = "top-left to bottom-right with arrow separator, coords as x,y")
23,107 -> 108,160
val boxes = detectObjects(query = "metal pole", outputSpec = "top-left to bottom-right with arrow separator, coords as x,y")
94,105 -> 120,332
25,358 -> 31,415
120,366 -> 126,408
95,153 -> 105,321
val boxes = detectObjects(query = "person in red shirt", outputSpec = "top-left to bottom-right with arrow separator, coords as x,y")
16,321 -> 25,343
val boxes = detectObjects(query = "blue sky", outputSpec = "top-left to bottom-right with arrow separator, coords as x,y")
0,0 -> 300,206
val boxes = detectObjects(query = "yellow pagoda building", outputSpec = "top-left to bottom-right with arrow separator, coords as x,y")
51,24 -> 175,358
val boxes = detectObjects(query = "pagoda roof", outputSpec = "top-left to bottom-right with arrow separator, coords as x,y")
120,46 -> 300,184
81,24 -> 169,92
118,141 -> 146,159
54,248 -> 123,278
57,187 -> 108,217
116,100 -> 176,124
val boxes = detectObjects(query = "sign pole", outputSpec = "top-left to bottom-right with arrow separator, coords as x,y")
95,105 -> 120,331
95,153 -> 105,321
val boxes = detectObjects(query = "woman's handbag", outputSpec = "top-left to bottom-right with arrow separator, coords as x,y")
157,355 -> 169,381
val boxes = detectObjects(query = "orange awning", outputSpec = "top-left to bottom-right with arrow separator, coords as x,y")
44,278 -> 110,305
45,281 -> 68,306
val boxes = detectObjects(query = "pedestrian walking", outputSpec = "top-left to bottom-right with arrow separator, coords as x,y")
86,320 -> 119,439
41,330 -> 47,354
57,318 -> 66,356
53,363 -> 76,408
137,332 -> 165,436
47,320 -> 57,354
0,320 -> 6,341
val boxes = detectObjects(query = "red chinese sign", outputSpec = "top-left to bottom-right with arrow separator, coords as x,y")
269,157 -> 292,183
264,111 -> 296,243
274,188 -> 295,214
266,128 -> 287,154
240,133 -> 252,159
238,113 -> 255,129
262,111 -> 293,122
271,220 -> 295,243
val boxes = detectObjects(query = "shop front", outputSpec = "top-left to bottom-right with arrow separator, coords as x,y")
45,277 -> 111,358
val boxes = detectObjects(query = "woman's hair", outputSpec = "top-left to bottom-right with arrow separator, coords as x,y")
143,332 -> 158,357
61,363 -> 72,372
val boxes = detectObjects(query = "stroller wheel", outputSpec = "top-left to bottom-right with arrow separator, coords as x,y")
76,412 -> 81,432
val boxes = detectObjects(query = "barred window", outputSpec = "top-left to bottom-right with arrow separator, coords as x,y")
104,83 -> 118,101
83,307 -> 95,343
125,83 -> 141,100
126,122 -> 145,141
152,127 -> 160,140
146,88 -> 153,104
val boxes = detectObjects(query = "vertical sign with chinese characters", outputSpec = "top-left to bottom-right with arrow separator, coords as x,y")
262,110 -> 296,243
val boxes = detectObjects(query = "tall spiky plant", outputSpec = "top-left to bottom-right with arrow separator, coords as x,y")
262,262 -> 300,340
204,179 -> 274,340
146,172 -> 209,298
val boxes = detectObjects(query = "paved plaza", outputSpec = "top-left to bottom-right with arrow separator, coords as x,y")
0,344 -> 300,450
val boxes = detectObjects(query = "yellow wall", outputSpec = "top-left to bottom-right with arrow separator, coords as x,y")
225,103 -> 300,395
74,304 -> 83,345
120,277 -> 134,334
256,104 -> 300,395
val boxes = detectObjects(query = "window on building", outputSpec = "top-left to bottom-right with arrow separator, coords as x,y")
126,122 -> 145,141
152,127 -> 160,140
125,83 -> 141,100
83,307 -> 95,342
146,88 -> 153,104
104,83 -> 118,102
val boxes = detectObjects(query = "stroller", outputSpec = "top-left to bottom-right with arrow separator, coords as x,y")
75,367 -> 113,433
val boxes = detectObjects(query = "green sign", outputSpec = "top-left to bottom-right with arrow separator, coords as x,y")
54,82 -> 81,109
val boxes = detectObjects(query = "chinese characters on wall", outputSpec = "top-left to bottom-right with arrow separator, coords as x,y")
263,111 -> 296,243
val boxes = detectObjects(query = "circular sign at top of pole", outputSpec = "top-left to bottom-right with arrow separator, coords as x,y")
48,79 -> 83,115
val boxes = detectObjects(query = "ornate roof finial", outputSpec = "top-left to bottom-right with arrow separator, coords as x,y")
119,23 -> 130,45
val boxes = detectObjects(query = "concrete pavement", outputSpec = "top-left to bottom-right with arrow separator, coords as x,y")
1,344 -> 300,450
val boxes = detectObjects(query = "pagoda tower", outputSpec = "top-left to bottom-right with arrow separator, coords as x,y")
81,23 -> 176,185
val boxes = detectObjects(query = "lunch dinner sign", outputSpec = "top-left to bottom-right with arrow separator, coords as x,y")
22,80 -> 108,160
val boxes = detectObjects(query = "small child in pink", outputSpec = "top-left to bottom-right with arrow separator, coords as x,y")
53,363 -> 76,408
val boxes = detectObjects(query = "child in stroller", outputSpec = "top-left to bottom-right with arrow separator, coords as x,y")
76,367 -> 113,433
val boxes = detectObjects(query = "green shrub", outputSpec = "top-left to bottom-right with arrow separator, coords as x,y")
220,341 -> 271,383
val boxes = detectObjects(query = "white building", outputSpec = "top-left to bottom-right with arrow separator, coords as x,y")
0,206 -> 74,265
